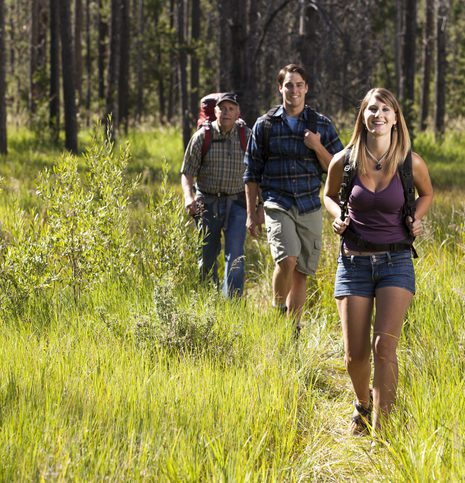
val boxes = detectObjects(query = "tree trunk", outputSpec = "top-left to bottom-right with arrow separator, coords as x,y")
29,0 -> 47,115
190,0 -> 200,124
106,0 -> 121,134
402,0 -> 416,136
243,0 -> 259,125
0,0 -> 7,154
420,0 -> 434,131
49,0 -> 60,141
97,0 -> 106,101
435,0 -> 449,138
74,0 -> 83,106
177,0 -> 190,149
167,0 -> 176,122
118,0 -> 129,133
85,0 -> 91,126
59,0 -> 78,153
135,0 -> 144,123
395,0 -> 404,99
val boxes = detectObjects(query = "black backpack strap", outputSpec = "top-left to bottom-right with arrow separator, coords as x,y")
306,107 -> 317,134
339,148 -> 355,221
399,150 -> 418,257
262,106 -> 281,161
399,150 -> 415,221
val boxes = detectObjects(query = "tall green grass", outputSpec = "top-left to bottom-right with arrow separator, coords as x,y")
0,128 -> 464,480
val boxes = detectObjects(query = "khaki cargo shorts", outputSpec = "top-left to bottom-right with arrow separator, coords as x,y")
264,202 -> 322,275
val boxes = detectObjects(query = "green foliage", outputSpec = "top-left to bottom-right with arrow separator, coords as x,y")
133,277 -> 242,363
1,126 -> 464,480
133,161 -> 199,288
0,125 -> 138,310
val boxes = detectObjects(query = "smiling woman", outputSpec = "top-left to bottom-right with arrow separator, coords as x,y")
323,87 -> 433,440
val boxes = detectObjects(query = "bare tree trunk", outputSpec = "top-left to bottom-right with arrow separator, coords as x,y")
135,0 -> 144,123
85,0 -> 91,126
97,0 -> 106,101
395,0 -> 404,99
74,0 -> 83,105
420,0 -> 434,131
49,0 -> 60,141
29,0 -> 47,115
190,0 -> 200,124
177,0 -> 190,149
167,0 -> 176,122
59,0 -> 78,153
435,0 -> 449,138
402,0 -> 416,136
0,0 -> 7,154
243,0 -> 259,125
118,0 -> 129,133
106,0 -> 121,134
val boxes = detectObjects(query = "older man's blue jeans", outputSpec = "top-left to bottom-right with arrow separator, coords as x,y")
197,198 -> 246,297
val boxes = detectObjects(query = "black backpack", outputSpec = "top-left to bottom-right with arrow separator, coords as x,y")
339,148 -> 418,257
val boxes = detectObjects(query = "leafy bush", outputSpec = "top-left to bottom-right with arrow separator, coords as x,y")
0,125 -> 138,311
133,277 -> 242,363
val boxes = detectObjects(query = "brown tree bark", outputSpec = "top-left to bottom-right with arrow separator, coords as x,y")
49,0 -> 60,141
420,0 -> 434,131
74,0 -> 83,105
29,0 -> 48,115
190,0 -> 200,124
135,0 -> 144,123
59,0 -> 78,152
106,0 -> 121,133
118,0 -> 129,133
0,0 -> 7,153
435,0 -> 449,137
177,0 -> 190,149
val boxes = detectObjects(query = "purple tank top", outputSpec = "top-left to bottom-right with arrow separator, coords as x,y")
344,174 -> 409,250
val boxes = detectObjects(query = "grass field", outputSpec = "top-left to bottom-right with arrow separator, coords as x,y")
0,125 -> 464,481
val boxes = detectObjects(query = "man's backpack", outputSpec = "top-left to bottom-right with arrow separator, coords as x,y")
339,147 -> 417,256
197,92 -> 248,159
262,105 -> 318,160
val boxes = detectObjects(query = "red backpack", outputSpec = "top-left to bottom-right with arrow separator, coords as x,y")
197,93 -> 248,159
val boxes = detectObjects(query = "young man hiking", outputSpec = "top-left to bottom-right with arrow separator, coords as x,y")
244,64 -> 343,329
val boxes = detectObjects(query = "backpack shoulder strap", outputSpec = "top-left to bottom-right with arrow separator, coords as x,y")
306,106 -> 317,133
200,121 -> 212,159
399,150 -> 415,221
339,148 -> 355,221
398,150 -> 418,257
262,106 -> 281,161
234,119 -> 248,153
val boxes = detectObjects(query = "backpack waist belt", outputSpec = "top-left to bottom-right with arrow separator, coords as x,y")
343,228 -> 413,254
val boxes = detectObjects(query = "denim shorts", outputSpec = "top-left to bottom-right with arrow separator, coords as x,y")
334,250 -> 415,298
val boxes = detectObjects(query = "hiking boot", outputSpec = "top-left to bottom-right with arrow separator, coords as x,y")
349,390 -> 373,436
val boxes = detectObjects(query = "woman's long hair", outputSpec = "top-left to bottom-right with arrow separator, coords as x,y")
346,88 -> 411,177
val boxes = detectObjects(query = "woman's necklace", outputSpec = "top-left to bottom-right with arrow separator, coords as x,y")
366,146 -> 389,171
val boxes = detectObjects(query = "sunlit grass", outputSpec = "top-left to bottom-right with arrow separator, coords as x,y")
0,126 -> 464,480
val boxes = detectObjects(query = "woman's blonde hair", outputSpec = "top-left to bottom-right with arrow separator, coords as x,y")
346,88 -> 411,177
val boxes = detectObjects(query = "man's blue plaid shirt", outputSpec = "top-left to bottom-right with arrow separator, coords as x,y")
244,105 -> 343,214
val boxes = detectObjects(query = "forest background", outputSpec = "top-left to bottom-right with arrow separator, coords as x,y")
0,0 -> 463,152
0,0 -> 465,481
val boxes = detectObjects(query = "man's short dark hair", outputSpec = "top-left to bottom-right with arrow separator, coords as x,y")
277,64 -> 308,86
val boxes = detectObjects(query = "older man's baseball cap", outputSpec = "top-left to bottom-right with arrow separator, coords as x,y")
216,92 -> 239,106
